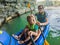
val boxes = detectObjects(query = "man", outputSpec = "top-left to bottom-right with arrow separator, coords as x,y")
35,5 -> 48,30
35,5 -> 49,45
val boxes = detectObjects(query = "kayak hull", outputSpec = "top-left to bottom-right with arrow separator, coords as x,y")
15,24 -> 50,45
0,24 -> 49,45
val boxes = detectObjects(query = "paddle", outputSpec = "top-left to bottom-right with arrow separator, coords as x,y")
39,26 -> 49,45
27,3 -> 33,14
30,36 -> 36,45
44,40 -> 49,45
27,3 -> 36,45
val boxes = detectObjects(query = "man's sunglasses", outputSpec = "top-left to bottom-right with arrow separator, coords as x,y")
38,8 -> 43,9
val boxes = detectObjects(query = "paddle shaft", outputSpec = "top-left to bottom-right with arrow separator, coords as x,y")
39,26 -> 45,43
30,36 -> 36,45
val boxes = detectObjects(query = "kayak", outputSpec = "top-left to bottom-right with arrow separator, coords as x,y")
15,24 -> 50,45
0,24 -> 49,45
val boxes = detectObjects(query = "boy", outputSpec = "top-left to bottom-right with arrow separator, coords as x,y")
12,15 -> 41,45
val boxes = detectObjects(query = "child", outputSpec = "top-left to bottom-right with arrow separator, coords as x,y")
12,14 -> 41,45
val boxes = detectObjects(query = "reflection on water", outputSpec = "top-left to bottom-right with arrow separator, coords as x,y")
46,7 -> 60,38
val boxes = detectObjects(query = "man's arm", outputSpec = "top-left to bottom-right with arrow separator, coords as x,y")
36,18 -> 48,26
40,18 -> 48,26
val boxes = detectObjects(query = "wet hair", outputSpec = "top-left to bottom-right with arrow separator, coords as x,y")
38,5 -> 44,9
27,16 -> 31,21
27,14 -> 36,22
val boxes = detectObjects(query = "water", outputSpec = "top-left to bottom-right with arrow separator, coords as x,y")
0,6 -> 60,45
46,7 -> 60,38
1,7 -> 60,38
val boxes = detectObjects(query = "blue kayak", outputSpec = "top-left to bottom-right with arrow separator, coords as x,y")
0,24 -> 49,45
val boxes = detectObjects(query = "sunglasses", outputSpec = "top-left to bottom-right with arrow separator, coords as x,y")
38,8 -> 44,10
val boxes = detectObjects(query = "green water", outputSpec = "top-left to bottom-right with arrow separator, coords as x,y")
2,13 -> 31,35
46,31 -> 60,45
2,12 -> 60,45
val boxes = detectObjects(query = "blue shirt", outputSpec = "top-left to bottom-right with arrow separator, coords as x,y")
35,12 -> 48,23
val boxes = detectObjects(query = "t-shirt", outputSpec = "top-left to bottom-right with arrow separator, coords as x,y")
35,12 -> 48,23
27,24 -> 39,32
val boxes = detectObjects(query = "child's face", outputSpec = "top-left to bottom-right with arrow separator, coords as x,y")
28,17 -> 36,25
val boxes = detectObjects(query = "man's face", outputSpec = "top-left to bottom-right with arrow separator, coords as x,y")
38,7 -> 44,13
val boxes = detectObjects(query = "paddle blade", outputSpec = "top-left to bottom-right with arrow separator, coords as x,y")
27,3 -> 30,8
44,40 -> 49,45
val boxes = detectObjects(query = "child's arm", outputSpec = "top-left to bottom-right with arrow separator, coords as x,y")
29,30 -> 41,41
34,30 -> 41,41
28,31 -> 38,36
23,30 -> 38,43
24,30 -> 41,43
27,30 -> 41,45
